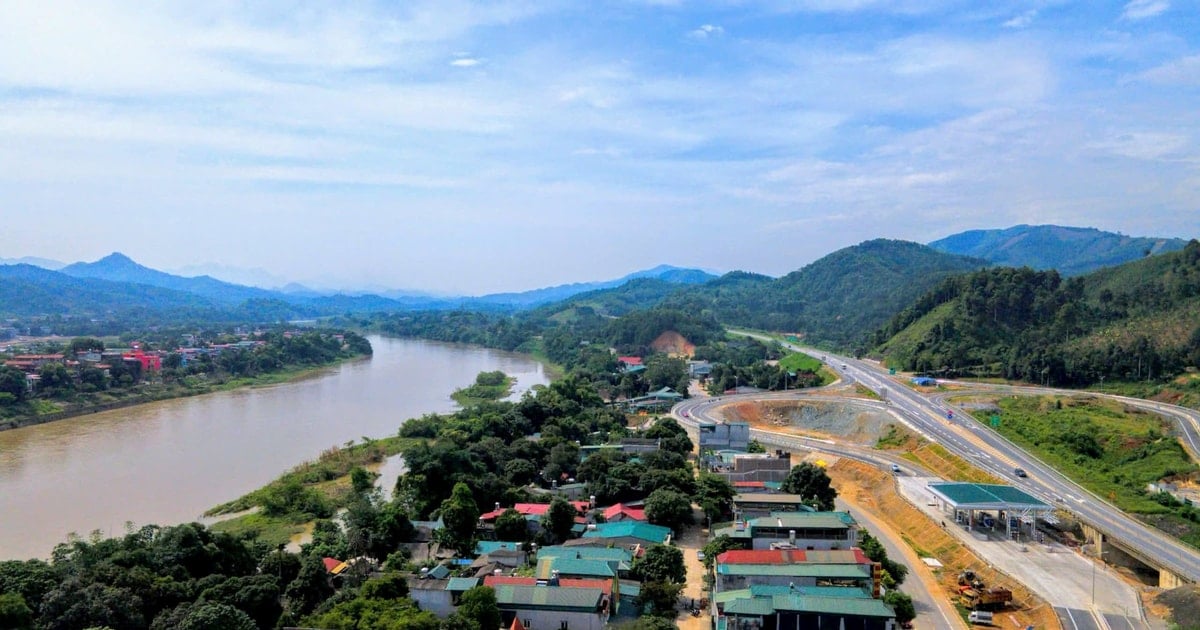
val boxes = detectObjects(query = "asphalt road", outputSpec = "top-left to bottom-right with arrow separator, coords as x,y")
785,343 -> 1200,584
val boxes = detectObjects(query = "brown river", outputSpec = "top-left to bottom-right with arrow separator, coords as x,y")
0,336 -> 548,560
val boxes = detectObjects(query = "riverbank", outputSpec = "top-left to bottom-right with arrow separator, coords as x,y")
0,353 -> 369,432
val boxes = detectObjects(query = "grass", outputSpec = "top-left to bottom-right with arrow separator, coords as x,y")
210,512 -> 308,548
207,435 -> 419,516
779,352 -> 823,373
909,443 -> 1003,484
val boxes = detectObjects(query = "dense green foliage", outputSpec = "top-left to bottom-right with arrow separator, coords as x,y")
859,531 -> 908,587
874,241 -> 1200,386
781,463 -> 838,511
929,224 -> 1186,277
451,370 -> 515,406
659,240 -> 985,349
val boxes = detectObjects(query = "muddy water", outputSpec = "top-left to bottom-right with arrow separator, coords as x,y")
0,336 -> 547,559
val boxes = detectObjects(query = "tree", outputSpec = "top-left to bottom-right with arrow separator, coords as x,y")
634,544 -> 686,584
884,591 -> 916,624
350,467 -> 375,495
644,418 -> 693,455
746,440 -> 766,453
457,586 -> 501,630
694,473 -> 736,524
283,554 -> 334,617
0,592 -> 33,630
36,363 -> 74,397
360,573 -> 409,600
438,482 -> 480,555
493,509 -> 529,542
610,617 -> 678,630
635,580 -> 682,617
0,366 -> 28,402
644,488 -> 693,533
176,602 -> 257,630
781,463 -> 838,511
544,498 -> 577,544
701,535 -> 742,570
859,531 -> 907,586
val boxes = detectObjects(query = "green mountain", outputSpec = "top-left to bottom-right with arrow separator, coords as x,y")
929,224 -> 1188,276
658,239 -> 986,349
873,240 -> 1200,385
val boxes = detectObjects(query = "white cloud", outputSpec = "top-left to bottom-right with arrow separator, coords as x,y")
1003,10 -> 1037,28
1134,54 -> 1200,86
688,24 -> 724,39
1121,0 -> 1169,20
1088,132 -> 1190,161
451,58 -> 481,67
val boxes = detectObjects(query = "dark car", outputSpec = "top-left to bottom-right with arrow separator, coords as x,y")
1014,467 -> 1028,478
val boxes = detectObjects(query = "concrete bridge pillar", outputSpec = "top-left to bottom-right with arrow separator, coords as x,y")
1160,568 -> 1187,589
1080,523 -> 1104,557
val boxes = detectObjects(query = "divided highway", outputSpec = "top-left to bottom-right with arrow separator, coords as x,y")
787,344 -> 1200,584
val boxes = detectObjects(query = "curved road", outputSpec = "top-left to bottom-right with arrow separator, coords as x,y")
779,343 -> 1200,584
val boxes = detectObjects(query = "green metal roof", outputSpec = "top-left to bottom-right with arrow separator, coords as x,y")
771,594 -> 895,617
720,592 -> 894,619
716,564 -> 871,579
536,557 -> 616,579
757,512 -> 856,528
446,577 -> 480,591
715,586 -> 871,604
475,541 -> 523,555
581,521 -> 671,543
927,483 -> 1050,509
724,597 -> 775,616
539,546 -> 633,563
493,585 -> 604,611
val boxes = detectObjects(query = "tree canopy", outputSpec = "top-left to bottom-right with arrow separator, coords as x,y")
781,463 -> 838,511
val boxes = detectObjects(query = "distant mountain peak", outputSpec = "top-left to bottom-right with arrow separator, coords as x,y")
929,224 -> 1188,276
93,252 -> 140,267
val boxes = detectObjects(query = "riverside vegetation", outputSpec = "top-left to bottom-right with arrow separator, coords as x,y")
0,329 -> 372,431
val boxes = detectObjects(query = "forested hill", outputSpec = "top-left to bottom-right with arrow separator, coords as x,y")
929,224 -> 1187,276
873,240 -> 1200,386
657,239 -> 986,349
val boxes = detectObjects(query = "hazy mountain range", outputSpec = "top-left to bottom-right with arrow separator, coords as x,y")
0,224 -> 1192,327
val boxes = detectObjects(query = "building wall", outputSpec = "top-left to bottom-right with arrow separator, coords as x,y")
777,611 -> 895,630
410,589 -> 455,617
503,609 -> 608,630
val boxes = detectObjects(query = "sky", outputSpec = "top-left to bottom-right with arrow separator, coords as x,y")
1,1 -> 1198,295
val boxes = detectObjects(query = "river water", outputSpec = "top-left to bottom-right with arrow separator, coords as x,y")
0,336 -> 548,560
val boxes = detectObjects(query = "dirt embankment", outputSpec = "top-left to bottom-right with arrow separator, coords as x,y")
651,330 -> 695,357
828,459 -> 1061,630
721,399 -> 894,445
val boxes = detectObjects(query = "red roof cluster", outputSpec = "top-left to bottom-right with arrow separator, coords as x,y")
479,502 -> 591,521
733,481 -> 767,488
617,356 -> 643,366
602,503 -> 646,522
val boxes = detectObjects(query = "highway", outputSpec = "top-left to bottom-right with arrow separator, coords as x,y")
931,382 -> 1200,463
781,343 -> 1200,584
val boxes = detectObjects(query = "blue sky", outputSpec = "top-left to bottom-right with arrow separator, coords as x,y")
1,1 -> 1197,294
